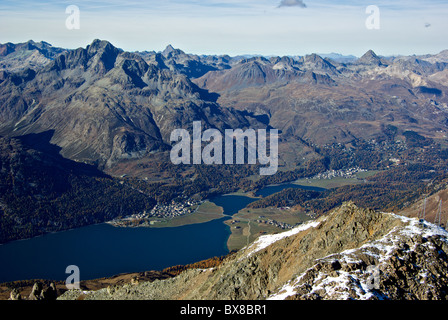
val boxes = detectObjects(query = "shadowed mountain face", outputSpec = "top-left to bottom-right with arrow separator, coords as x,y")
0,135 -> 156,244
0,40 -> 259,168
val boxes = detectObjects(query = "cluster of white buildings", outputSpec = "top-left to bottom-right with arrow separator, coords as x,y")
149,199 -> 203,219
256,216 -> 300,230
108,198 -> 203,227
310,167 -> 367,180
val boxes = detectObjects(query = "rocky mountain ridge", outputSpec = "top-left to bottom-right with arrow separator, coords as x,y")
0,40 -> 259,168
0,40 -> 66,72
193,48 -> 448,153
2,40 -> 448,171
58,202 -> 448,300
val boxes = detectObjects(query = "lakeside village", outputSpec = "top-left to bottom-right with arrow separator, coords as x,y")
256,209 -> 318,230
230,211 -> 318,231
255,217 -> 302,230
108,167 -> 367,228
309,167 -> 367,180
107,196 -> 203,227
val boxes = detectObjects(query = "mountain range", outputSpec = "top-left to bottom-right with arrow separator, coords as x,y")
2,40 -> 448,301
0,40 -> 261,170
1,40 -> 448,173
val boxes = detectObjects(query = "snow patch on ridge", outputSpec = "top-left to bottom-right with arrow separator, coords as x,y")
244,219 -> 323,258
386,213 -> 448,239
268,213 -> 448,300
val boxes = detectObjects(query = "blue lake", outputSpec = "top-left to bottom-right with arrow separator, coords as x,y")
209,194 -> 259,216
0,218 -> 231,283
254,183 -> 325,197
0,183 -> 322,283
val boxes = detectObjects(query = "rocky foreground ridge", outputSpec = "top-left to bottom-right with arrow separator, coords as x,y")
58,202 -> 448,300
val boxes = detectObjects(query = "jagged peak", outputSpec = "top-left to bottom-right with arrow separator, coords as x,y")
238,56 -> 270,66
163,44 -> 175,53
305,53 -> 324,61
43,39 -> 120,73
356,49 -> 387,66
87,39 -> 120,54
0,42 -> 16,56
39,40 -> 52,47
362,49 -> 378,58
13,40 -> 36,51
303,53 -> 331,64
162,44 -> 184,57
301,53 -> 337,72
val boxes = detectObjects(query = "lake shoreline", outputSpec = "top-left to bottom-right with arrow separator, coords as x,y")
0,176 -> 366,284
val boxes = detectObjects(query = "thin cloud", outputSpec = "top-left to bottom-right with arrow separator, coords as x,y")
277,0 -> 307,8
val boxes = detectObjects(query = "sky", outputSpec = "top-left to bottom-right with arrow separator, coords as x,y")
0,0 -> 447,57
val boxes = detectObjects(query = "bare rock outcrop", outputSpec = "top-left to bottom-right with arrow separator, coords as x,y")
27,282 -> 58,300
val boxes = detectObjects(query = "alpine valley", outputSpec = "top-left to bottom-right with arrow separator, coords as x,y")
1,39 -> 448,300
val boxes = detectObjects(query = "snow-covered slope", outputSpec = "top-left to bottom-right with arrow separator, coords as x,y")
268,212 -> 448,300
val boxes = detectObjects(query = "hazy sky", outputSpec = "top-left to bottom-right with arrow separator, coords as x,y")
0,0 -> 447,57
